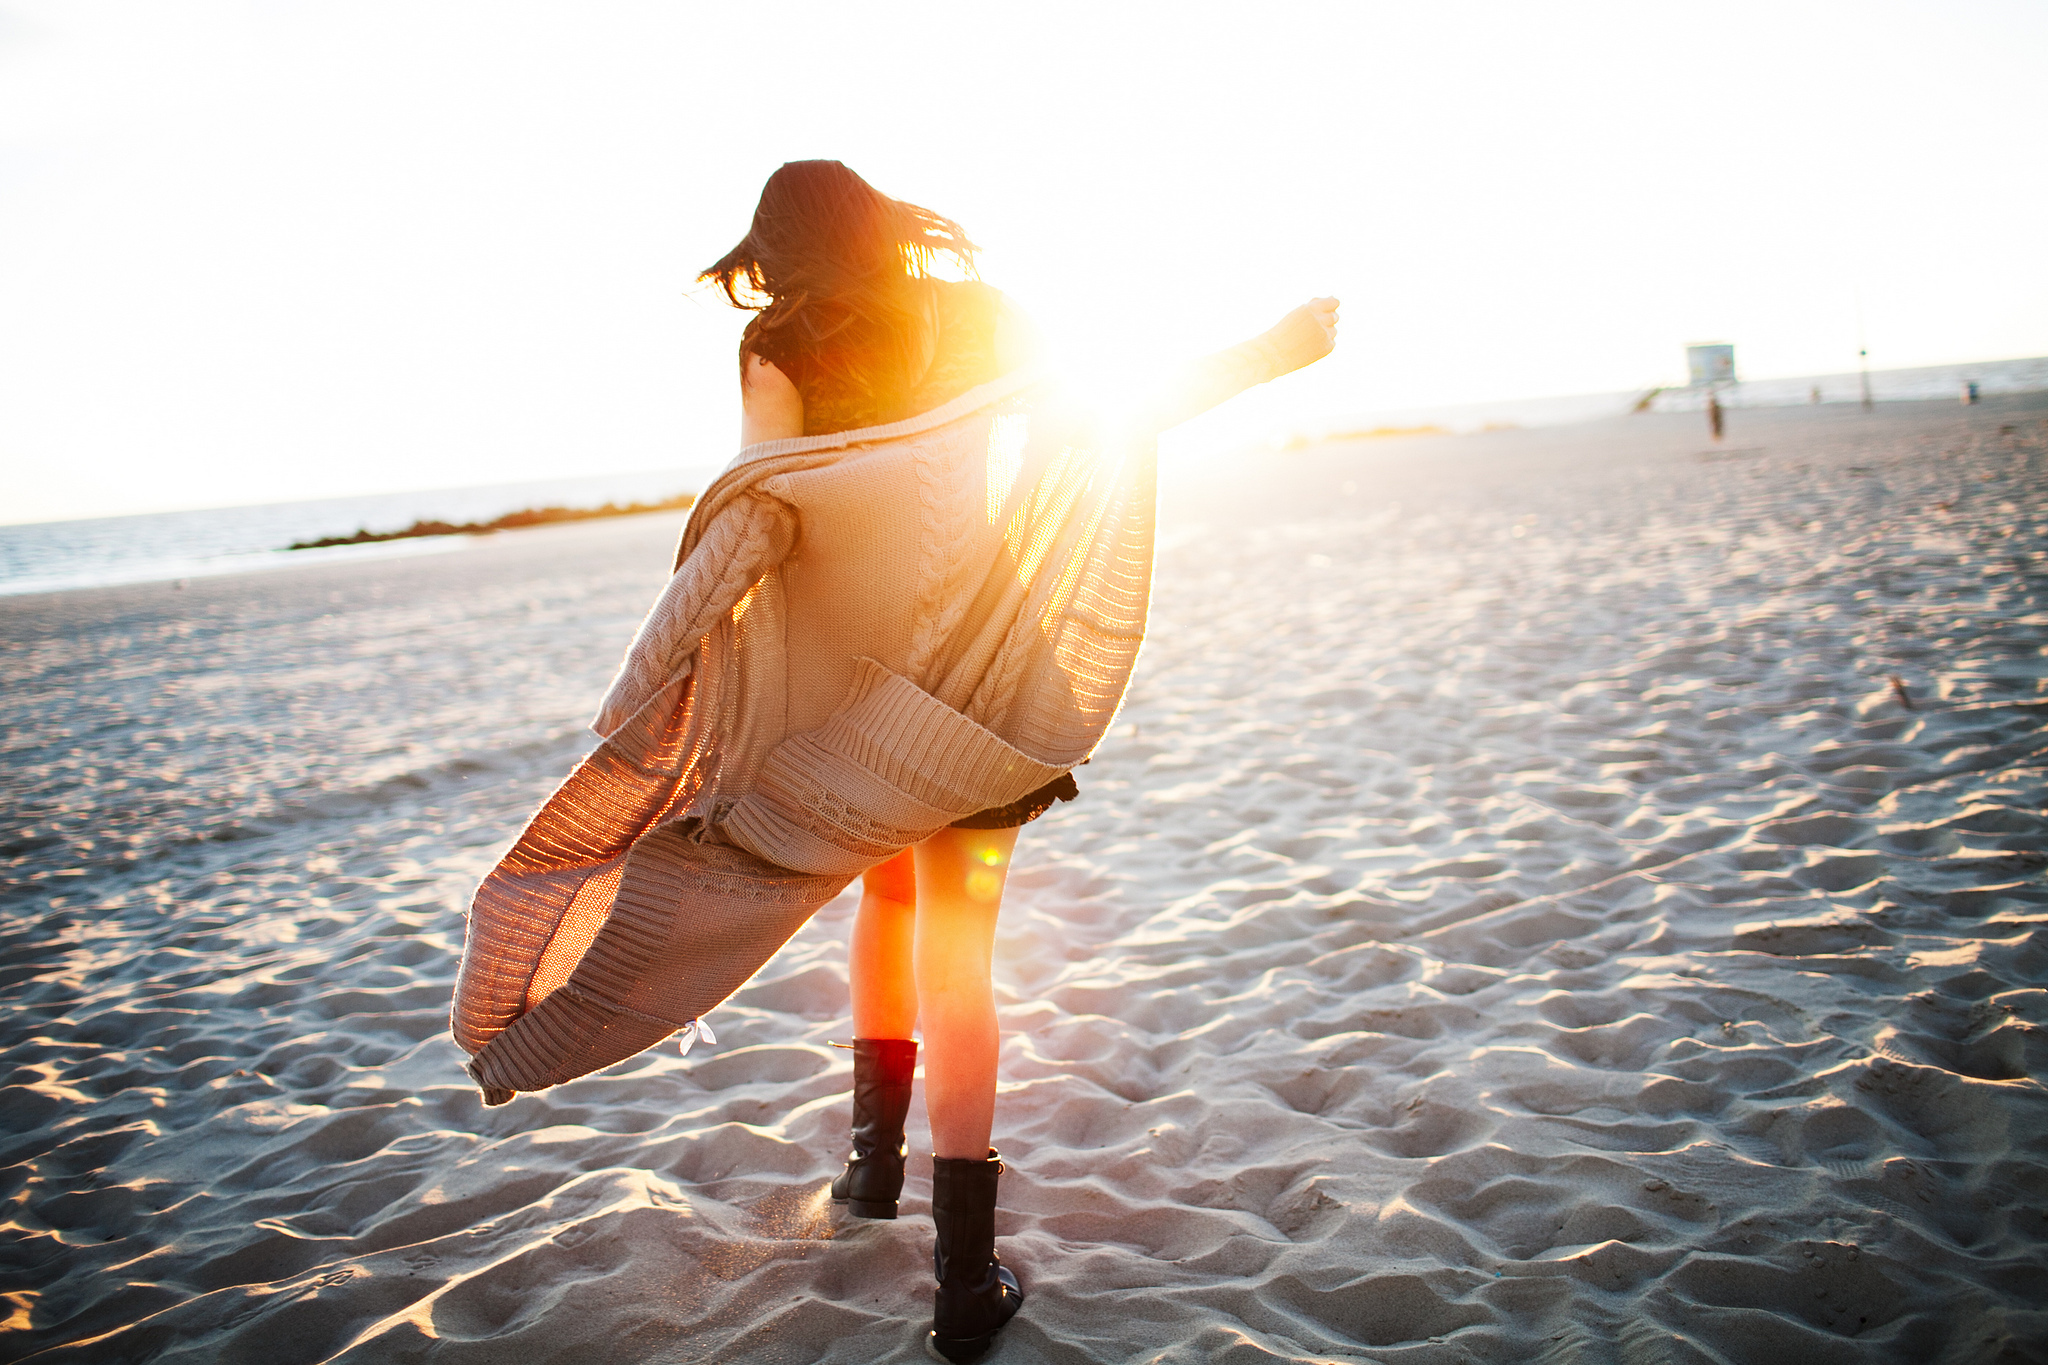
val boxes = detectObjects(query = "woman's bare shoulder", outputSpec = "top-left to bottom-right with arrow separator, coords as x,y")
740,352 -> 804,445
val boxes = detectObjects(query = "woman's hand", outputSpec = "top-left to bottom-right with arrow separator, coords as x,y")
1130,295 -> 1342,435
1262,297 -> 1341,377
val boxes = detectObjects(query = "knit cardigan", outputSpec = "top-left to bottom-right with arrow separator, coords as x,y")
451,369 -> 1157,1100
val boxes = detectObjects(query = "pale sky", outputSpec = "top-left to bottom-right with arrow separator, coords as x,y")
3,0 -> 2044,525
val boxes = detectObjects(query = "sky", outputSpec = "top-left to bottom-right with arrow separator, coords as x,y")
3,1 -> 2044,525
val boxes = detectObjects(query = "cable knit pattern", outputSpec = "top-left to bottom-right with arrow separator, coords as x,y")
904,425 -> 979,683
453,371 -> 1159,1099
590,493 -> 796,740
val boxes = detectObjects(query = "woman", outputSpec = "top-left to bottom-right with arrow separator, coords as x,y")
710,160 -> 1335,1360
452,160 -> 1335,1364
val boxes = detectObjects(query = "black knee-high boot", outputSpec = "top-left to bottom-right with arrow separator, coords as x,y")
926,1150 -> 1023,1363
830,1038 -> 916,1219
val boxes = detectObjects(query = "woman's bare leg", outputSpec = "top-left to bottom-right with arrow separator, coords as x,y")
851,848 -> 919,1040
914,826 -> 1019,1160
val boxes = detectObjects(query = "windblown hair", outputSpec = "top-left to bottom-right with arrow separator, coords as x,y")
701,161 -> 979,405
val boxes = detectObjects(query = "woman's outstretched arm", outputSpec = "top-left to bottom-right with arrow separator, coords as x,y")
1136,296 -> 1340,435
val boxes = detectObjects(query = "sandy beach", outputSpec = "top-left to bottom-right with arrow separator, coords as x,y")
4,394 -> 2046,1363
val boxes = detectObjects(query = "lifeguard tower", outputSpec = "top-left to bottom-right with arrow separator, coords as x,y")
1686,343 -> 1736,388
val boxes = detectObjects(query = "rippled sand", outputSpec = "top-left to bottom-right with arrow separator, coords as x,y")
4,397 -> 2046,1363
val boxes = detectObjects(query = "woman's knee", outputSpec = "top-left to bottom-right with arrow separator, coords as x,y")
861,847 -> 918,906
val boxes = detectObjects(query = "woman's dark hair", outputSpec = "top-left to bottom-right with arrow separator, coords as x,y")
701,161 -> 978,403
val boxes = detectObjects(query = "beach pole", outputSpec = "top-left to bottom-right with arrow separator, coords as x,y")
1855,286 -> 1874,410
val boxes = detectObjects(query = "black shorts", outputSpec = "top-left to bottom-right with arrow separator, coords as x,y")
948,772 -> 1079,829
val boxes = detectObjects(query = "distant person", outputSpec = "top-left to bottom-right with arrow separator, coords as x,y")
450,160 -> 1338,1362
1708,390 -> 1725,441
1810,385 -> 1822,404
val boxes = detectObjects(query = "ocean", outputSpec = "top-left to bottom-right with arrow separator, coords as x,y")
0,465 -> 716,598
5,355 -> 2043,598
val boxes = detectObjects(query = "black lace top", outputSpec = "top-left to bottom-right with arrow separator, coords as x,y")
766,280 -> 1006,437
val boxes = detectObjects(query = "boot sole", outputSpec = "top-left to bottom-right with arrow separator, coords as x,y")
926,1330 -> 996,1363
834,1196 -> 898,1219
925,1279 -> 1021,1363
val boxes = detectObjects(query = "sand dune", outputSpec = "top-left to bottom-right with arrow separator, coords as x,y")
4,396 -> 2045,1362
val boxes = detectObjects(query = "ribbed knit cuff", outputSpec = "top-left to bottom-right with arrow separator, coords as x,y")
720,660 -> 1067,876
818,660 -> 1061,812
